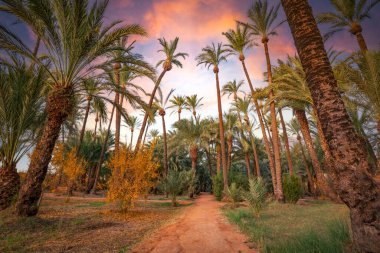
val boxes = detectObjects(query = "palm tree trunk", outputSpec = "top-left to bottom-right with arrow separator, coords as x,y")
161,115 -> 168,176
297,135 -> 315,195
114,64 -> 121,155
295,109 -> 337,199
227,136 -> 233,170
136,70 -> 167,150
15,87 -> 74,216
216,145 -> 221,175
249,134 -> 261,178
241,59 -> 276,191
205,149 -> 213,176
279,109 -> 294,176
215,72 -> 228,189
0,162 -> 20,210
178,111 -> 181,121
281,2 -> 380,250
263,41 -> 284,201
76,97 -> 92,157
142,123 -> 150,145
94,114 -> 99,137
355,32 -> 368,52
90,100 -> 116,194
129,130 -> 134,149
244,153 -> 251,178
190,146 -> 198,171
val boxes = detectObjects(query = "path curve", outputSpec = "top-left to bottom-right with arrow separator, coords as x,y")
131,193 -> 256,253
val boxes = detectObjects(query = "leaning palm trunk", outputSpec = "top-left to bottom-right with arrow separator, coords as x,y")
295,109 -> 337,200
241,59 -> 276,192
161,114 -> 168,176
135,70 -> 167,150
114,64 -> 121,155
0,163 -> 20,210
263,40 -> 283,201
76,96 -> 92,157
279,109 -> 294,176
227,136 -> 233,170
249,135 -> 261,178
244,154 -> 251,177
16,87 -> 74,216
142,123 -> 150,146
297,135 -> 315,195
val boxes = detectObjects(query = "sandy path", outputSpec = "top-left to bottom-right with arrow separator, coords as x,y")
131,193 -> 256,253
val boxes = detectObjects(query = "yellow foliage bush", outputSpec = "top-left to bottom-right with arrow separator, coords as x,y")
107,144 -> 159,210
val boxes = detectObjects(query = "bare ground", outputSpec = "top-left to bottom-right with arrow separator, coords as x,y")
131,193 -> 256,253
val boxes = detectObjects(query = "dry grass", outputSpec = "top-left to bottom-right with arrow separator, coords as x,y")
0,194 -> 191,253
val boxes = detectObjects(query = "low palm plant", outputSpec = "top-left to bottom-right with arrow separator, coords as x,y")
160,163 -> 189,206
244,177 -> 267,217
227,183 -> 242,208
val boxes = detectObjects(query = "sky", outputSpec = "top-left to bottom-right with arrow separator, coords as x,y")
1,0 -> 380,171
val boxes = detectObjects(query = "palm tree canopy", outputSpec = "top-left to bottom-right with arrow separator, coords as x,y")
316,0 -> 380,38
196,42 -> 232,72
154,88 -> 176,113
156,37 -> 189,71
185,95 -> 204,114
168,95 -> 186,112
223,24 -> 255,59
222,79 -> 245,99
125,115 -> 141,131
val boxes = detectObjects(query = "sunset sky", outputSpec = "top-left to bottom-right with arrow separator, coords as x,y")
2,0 -> 380,170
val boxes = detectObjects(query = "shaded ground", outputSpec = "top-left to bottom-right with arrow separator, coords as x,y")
132,193 -> 256,253
0,193 -> 191,253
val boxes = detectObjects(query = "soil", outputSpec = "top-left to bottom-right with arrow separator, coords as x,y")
131,193 -> 256,253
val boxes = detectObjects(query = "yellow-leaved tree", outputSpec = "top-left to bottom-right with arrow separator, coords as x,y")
107,144 -> 159,211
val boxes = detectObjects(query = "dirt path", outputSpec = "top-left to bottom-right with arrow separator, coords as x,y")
131,193 -> 256,253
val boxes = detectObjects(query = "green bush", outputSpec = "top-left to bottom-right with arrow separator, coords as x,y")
228,169 -> 249,190
226,182 -> 241,208
283,175 -> 303,203
159,168 -> 189,207
244,177 -> 267,217
212,173 -> 224,201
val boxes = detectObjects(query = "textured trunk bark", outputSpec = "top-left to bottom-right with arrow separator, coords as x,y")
279,109 -> 294,176
142,123 -> 149,146
190,146 -> 198,171
216,146 -> 221,175
297,135 -> 316,195
0,163 -> 20,210
263,41 -> 283,201
114,64 -> 121,155
355,32 -> 368,52
162,115 -> 168,176
281,2 -> 380,249
227,136 -> 233,170
215,72 -> 228,189
77,97 -> 92,156
135,70 -> 167,150
241,59 -> 276,191
16,87 -> 74,216
244,153 -> 251,178
250,135 -> 261,178
91,99 -> 116,194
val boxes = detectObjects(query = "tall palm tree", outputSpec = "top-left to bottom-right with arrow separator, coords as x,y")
92,98 -> 108,137
0,58 -> 46,210
224,113 -> 238,171
142,108 -> 157,146
239,0 -> 284,201
0,0 -> 148,216
222,79 -> 245,101
281,0 -> 380,250
155,88 -> 175,176
135,37 -> 188,149
169,95 -> 186,121
196,42 -> 231,189
185,95 -> 204,119
125,116 -> 141,149
316,0 -> 380,51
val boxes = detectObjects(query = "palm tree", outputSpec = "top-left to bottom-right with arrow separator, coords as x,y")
316,0 -> 380,51
239,0 -> 284,201
125,116 -> 141,149
224,113 -> 238,171
222,79 -> 245,101
149,129 -> 160,143
185,95 -> 204,119
281,0 -> 380,250
142,108 -> 158,145
169,95 -> 186,121
0,58 -> 46,210
92,98 -> 108,137
196,42 -> 231,189
135,37 -> 188,149
155,88 -> 175,176
0,0 -> 148,216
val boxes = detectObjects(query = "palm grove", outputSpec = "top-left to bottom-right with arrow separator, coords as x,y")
0,0 -> 379,252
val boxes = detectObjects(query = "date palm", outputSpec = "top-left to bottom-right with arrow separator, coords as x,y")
224,113 -> 238,171
0,58 -> 46,210
222,79 -> 245,101
316,0 -> 380,51
136,37 -> 188,149
169,95 -> 186,121
196,42 -> 232,189
92,98 -> 108,137
125,116 -> 141,149
0,0 -> 148,216
281,0 -> 380,250
239,0 -> 284,201
155,88 -> 175,176
185,94 -> 204,119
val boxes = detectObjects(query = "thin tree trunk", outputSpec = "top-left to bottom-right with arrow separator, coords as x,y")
215,72 -> 228,189
263,41 -> 283,201
227,136 -> 233,170
90,100 -> 116,194
94,114 -> 99,137
244,153 -> 251,178
135,70 -> 167,150
129,130 -> 134,149
279,109 -> 294,176
161,115 -> 168,176
249,134 -> 261,178
205,149 -> 213,176
241,59 -> 277,192
216,146 -> 221,175
0,163 -> 20,210
178,111 -> 181,121
142,123 -> 149,146
297,135 -> 315,195
355,32 -> 368,52
190,146 -> 198,171
76,97 -> 92,157
114,64 -> 121,155
282,2 -> 380,249
16,87 -> 73,216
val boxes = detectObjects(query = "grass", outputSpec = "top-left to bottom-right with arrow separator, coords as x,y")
224,200 -> 352,253
0,194 -> 191,253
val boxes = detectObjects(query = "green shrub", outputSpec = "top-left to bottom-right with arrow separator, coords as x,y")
283,175 -> 303,203
159,169 -> 188,207
244,177 -> 267,217
212,173 -> 224,201
184,170 -> 197,198
226,182 -> 242,208
228,169 -> 249,190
